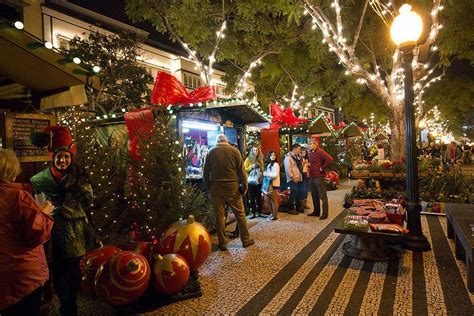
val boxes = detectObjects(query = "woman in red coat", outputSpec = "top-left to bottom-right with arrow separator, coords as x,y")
0,149 -> 54,316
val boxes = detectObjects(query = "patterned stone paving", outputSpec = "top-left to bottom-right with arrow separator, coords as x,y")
61,180 -> 474,315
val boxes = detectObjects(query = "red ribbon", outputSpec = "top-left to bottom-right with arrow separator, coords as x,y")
151,71 -> 216,106
124,108 -> 155,161
270,102 -> 308,127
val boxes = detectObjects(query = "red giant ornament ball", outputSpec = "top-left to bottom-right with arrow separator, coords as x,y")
94,251 -> 151,306
152,254 -> 190,295
80,246 -> 121,296
158,215 -> 211,271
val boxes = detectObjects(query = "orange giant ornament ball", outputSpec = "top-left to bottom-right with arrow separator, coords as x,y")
152,254 -> 190,295
80,246 -> 121,296
94,250 -> 151,306
158,215 -> 211,271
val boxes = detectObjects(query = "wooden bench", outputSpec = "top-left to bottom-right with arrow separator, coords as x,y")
445,203 -> 474,292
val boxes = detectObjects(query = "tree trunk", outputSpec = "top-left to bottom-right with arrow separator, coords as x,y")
388,105 -> 406,161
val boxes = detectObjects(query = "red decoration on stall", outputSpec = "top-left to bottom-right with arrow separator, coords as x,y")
325,171 -> 340,188
95,251 -> 151,306
124,108 -> 155,161
151,71 -> 216,106
158,215 -> 211,271
261,128 -> 280,161
332,121 -> 347,131
80,246 -> 122,296
270,102 -> 308,126
152,254 -> 190,295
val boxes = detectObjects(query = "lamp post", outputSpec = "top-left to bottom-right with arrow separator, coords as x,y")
391,4 -> 431,251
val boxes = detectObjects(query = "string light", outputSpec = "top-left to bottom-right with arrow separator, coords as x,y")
302,0 -> 443,136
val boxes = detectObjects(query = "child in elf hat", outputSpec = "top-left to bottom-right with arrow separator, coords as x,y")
30,126 -> 98,316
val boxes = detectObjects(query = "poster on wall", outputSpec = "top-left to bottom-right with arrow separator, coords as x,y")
1,113 -> 56,162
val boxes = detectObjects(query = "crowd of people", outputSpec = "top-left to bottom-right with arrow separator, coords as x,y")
1,131 -> 335,314
203,134 -> 334,252
421,141 -> 472,165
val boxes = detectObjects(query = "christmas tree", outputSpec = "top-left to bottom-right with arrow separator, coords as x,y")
121,108 -> 212,240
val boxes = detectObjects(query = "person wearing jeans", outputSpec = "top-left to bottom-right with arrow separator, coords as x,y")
244,147 -> 263,218
284,144 -> 303,215
263,151 -> 280,220
307,139 -> 333,219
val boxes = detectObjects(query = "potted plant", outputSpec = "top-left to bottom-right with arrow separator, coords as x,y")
368,164 -> 382,177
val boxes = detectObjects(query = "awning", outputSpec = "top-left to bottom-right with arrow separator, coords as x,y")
0,21 -> 99,106
206,100 -> 270,125
307,114 -> 335,136
40,84 -> 88,109
337,122 -> 363,138
374,132 -> 388,141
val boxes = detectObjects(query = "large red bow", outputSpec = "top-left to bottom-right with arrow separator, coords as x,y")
151,71 -> 216,106
270,102 -> 308,127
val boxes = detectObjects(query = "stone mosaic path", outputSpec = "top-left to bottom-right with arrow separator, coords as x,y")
67,180 -> 474,315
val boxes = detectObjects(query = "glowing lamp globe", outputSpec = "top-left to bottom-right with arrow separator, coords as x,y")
158,215 -> 211,271
390,4 -> 423,46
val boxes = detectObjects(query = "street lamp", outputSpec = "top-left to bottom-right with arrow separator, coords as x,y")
391,4 -> 431,251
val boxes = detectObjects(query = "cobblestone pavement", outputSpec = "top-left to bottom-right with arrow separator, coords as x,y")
62,180 -> 474,315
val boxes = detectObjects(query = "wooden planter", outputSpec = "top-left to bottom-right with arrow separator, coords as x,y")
352,171 -> 369,178
369,172 -> 381,177
381,172 -> 393,177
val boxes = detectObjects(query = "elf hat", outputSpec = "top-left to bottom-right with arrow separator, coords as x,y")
30,125 -> 76,157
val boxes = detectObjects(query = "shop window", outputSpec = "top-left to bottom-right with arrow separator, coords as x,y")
182,120 -> 222,179
183,72 -> 202,89
215,84 -> 227,97
56,34 -> 71,50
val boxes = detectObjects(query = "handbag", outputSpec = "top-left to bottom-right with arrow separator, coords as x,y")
261,176 -> 273,194
248,166 -> 263,185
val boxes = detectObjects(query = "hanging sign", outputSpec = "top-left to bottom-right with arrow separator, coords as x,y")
1,113 -> 56,162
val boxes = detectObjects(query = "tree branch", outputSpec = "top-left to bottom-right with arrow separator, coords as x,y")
352,0 -> 369,51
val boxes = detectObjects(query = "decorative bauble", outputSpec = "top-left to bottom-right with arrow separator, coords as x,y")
94,251 -> 151,306
158,215 -> 211,271
80,246 -> 121,296
325,171 -> 340,188
152,254 -> 190,295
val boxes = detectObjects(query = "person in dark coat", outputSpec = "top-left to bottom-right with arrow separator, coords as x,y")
203,134 -> 254,251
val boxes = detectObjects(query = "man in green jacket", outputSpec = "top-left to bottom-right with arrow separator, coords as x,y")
204,134 -> 254,251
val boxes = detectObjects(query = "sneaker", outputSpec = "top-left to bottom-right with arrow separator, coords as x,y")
288,210 -> 299,215
242,239 -> 255,248
307,212 -> 320,217
319,215 -> 328,220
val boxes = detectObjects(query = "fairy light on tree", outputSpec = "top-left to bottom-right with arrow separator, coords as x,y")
303,0 -> 443,159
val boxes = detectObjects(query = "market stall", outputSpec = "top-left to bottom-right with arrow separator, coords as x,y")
177,99 -> 270,180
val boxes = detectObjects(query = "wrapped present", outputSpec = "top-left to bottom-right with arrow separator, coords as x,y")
344,218 -> 369,231
369,223 -> 408,234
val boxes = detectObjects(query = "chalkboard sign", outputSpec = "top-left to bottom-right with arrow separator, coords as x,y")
3,113 -> 56,162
